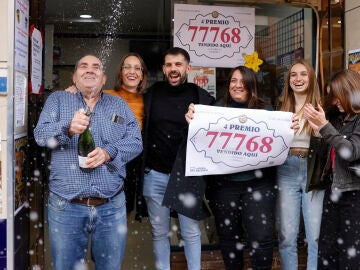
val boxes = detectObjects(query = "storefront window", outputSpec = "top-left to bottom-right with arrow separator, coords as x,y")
319,0 -> 344,91
46,1 -> 316,106
28,0 -> 320,269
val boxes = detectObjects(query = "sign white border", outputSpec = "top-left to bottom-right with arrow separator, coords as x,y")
174,4 -> 255,68
186,105 -> 294,176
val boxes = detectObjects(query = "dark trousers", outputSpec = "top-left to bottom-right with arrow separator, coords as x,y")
208,177 -> 276,270
125,155 -> 142,214
318,188 -> 360,270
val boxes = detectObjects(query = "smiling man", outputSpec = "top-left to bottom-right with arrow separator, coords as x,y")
162,49 -> 191,86
139,47 -> 215,270
72,55 -> 107,108
34,54 -> 142,270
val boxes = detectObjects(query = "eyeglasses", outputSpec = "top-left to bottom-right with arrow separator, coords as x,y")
122,65 -> 143,72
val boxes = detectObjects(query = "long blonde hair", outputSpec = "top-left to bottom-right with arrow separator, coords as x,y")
278,59 -> 321,135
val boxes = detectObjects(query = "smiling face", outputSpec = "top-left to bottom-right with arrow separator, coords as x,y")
73,55 -> 106,98
332,98 -> 345,112
289,63 -> 309,95
229,69 -> 249,103
162,53 -> 191,86
121,55 -> 143,92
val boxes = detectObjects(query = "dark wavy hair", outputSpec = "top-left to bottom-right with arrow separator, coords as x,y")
223,65 -> 268,109
113,52 -> 148,94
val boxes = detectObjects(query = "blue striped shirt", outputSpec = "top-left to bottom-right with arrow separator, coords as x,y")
34,90 -> 143,199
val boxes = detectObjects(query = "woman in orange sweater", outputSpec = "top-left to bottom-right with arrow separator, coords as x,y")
106,53 -> 147,130
106,53 -> 148,216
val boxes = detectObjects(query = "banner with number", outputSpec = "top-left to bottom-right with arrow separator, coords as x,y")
186,105 -> 294,176
174,4 -> 254,68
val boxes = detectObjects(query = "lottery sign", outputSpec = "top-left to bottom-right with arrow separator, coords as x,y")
185,105 -> 294,176
174,4 -> 255,68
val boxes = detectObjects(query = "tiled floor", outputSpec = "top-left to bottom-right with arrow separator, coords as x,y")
44,211 -> 157,270
171,245 -> 308,270
121,214 -> 156,269
44,210 -> 308,269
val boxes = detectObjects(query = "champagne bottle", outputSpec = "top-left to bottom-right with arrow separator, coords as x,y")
78,123 -> 95,172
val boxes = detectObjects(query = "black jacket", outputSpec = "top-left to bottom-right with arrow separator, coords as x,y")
135,81 -> 215,221
319,112 -> 360,192
305,134 -> 330,192
306,109 -> 360,193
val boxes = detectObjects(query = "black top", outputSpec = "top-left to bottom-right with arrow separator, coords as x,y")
138,80 -> 215,221
146,82 -> 198,173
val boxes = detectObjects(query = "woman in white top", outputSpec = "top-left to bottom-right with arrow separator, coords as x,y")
276,59 -> 325,270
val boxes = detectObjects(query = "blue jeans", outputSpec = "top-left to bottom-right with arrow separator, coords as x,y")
277,155 -> 324,270
143,169 -> 201,270
48,191 -> 127,270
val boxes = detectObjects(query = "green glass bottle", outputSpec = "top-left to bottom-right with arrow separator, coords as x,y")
78,125 -> 95,172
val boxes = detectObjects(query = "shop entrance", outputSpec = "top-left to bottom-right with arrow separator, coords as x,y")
10,0 -> 337,269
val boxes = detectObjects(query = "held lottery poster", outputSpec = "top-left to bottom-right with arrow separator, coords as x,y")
174,4 -> 255,68
186,105 -> 294,176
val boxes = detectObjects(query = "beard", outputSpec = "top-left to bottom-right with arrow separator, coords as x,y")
166,71 -> 187,86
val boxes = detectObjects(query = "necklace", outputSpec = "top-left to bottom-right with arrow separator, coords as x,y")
295,102 -> 305,114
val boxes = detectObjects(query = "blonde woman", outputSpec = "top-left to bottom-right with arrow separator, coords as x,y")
277,59 -> 325,270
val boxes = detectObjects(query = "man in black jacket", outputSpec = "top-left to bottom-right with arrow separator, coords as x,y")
140,47 -> 215,270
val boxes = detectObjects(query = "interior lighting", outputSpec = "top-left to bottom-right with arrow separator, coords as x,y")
80,14 -> 92,19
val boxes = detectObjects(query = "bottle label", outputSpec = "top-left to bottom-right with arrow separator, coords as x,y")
78,156 -> 89,168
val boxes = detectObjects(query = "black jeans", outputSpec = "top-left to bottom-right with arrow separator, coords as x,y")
124,155 -> 142,214
318,188 -> 360,270
207,177 -> 276,270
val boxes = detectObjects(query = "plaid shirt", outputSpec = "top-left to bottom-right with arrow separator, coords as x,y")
34,90 -> 142,199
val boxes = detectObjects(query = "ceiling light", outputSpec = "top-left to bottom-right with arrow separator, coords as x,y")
80,14 -> 92,19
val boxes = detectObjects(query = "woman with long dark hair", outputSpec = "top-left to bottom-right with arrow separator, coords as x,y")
186,66 -> 277,269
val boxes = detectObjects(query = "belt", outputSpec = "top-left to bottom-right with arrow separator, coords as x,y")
289,148 -> 309,158
71,185 -> 125,206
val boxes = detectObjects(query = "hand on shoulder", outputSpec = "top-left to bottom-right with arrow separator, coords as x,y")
65,85 -> 77,94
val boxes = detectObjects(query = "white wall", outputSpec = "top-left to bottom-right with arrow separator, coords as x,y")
0,0 -> 9,221
345,0 -> 360,64
0,1 -> 8,61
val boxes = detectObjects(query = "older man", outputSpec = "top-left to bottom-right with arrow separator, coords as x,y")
34,54 -> 142,270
